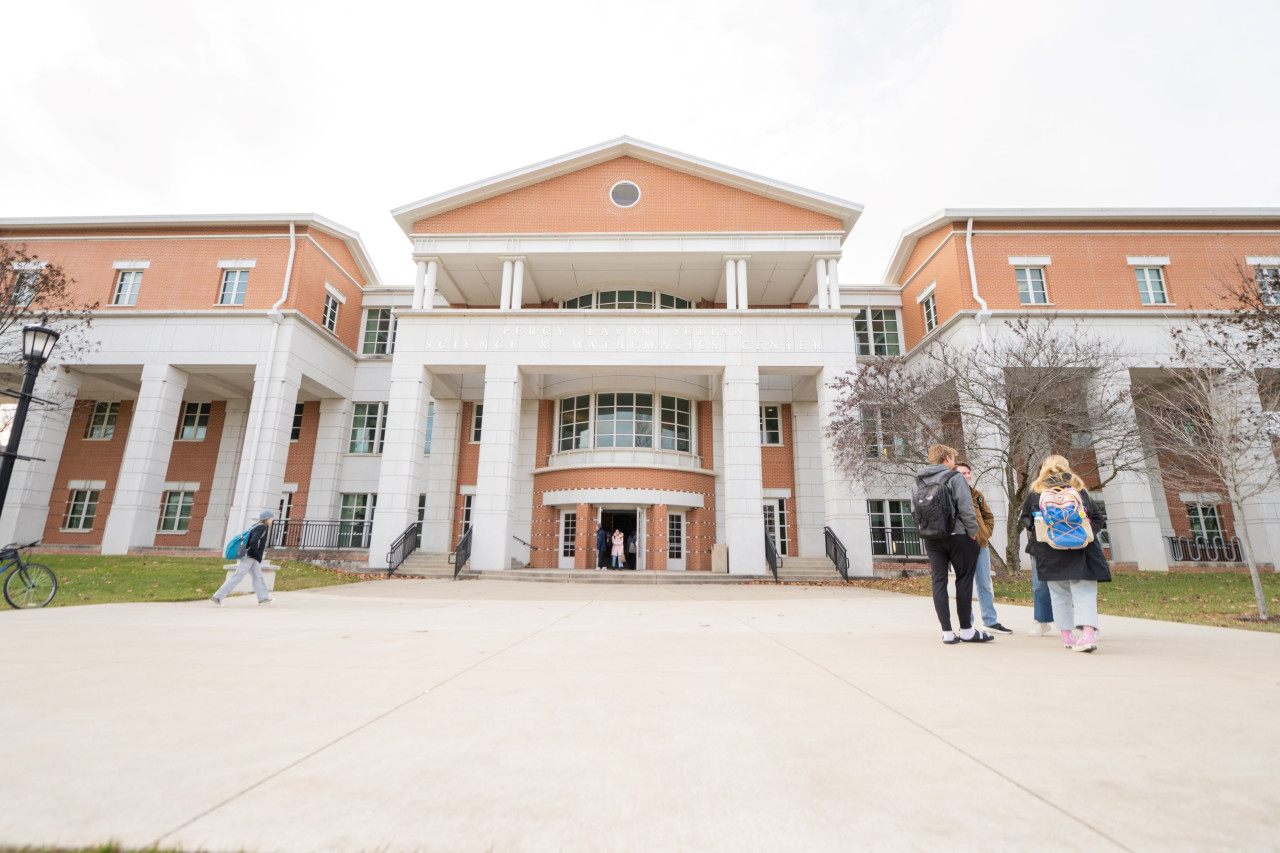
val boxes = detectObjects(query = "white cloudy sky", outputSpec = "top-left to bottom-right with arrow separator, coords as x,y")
4,0 -> 1278,285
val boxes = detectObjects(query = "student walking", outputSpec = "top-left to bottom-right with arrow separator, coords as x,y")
610,529 -> 625,569
914,444 -> 992,644
955,461 -> 1012,634
1019,455 -> 1111,652
211,510 -> 275,606
595,522 -> 609,570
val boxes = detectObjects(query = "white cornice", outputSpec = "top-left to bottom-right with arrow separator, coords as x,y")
391,136 -> 863,238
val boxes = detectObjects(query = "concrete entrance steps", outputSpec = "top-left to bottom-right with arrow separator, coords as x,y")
772,556 -> 846,583
389,552 -> 479,579
389,554 -> 846,584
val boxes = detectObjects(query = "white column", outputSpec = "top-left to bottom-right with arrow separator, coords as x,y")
420,398 -> 462,552
1092,370 -> 1169,571
412,260 -> 427,310
814,258 -> 830,310
305,398 -> 353,521
511,259 -> 525,311
0,368 -> 82,547
470,364 -> 523,571
499,259 -> 514,310
792,401 -> 827,559
816,367 -> 873,576
423,259 -> 439,310
827,257 -> 842,310
367,364 -> 434,569
101,365 -> 189,554
736,258 -> 749,310
721,365 -> 765,574
724,258 -> 738,310
224,365 -> 301,540
199,399 -> 249,550
1227,380 -> 1280,568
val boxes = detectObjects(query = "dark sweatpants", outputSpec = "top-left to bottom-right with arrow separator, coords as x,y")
925,533 -> 981,632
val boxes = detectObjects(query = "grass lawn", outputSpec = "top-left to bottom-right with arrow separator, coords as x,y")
853,569 -> 1280,633
5,554 -> 368,608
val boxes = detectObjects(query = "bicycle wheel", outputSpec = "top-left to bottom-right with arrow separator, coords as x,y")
4,563 -> 57,608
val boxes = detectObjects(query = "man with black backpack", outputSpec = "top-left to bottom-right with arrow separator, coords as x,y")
913,445 -> 992,644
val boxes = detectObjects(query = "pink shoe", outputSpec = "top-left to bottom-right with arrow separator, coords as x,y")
1070,635 -> 1098,653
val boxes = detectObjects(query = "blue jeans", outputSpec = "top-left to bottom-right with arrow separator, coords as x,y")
1030,558 -> 1053,623
974,546 -> 998,627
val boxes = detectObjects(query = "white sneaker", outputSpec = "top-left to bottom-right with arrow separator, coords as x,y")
258,597 -> 275,606
1027,622 -> 1051,637
210,596 -> 223,607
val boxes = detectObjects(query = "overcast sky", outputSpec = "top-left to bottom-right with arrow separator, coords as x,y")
5,0 -> 1278,285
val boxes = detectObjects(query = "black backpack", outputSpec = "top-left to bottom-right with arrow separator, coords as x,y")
912,471 -> 961,541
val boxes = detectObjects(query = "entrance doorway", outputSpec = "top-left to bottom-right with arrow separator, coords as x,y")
601,508 -> 642,570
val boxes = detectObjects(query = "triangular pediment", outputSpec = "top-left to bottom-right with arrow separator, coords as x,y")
392,138 -> 860,237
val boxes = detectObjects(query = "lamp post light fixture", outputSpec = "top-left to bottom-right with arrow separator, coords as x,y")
0,325 -> 61,522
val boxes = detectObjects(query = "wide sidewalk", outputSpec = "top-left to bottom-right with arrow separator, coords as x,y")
1,579 -> 1277,853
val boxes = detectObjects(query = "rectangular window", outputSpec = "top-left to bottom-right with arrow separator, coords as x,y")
558,395 -> 591,451
923,294 -> 938,333
660,395 -> 691,452
64,489 -> 100,530
278,492 -> 293,523
1186,503 -> 1222,542
218,269 -> 249,306
159,491 -> 195,532
862,407 -> 906,459
1015,268 -> 1049,305
1092,498 -> 1110,548
322,294 -> 340,332
561,512 -> 577,557
659,293 -> 691,309
762,500 -> 788,556
290,403 -> 305,441
113,270 -> 143,306
1135,267 -> 1168,305
471,403 -> 484,443
562,294 -> 593,310
868,498 -> 922,556
415,493 -> 426,549
362,308 -> 397,355
85,401 -> 120,440
11,270 -> 38,306
854,309 -> 901,355
594,393 -> 653,448
462,494 -> 473,534
1258,267 -> 1280,306
667,513 -> 683,559
339,493 -> 376,548
349,403 -> 388,454
1070,430 -> 1094,448
423,401 -> 435,454
178,402 -> 211,441
760,405 -> 782,446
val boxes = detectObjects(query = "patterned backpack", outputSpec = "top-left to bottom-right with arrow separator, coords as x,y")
1034,487 -> 1094,550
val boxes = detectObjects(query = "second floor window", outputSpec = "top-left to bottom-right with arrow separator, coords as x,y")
1135,267 -> 1168,305
854,309 -> 900,355
471,404 -> 484,442
114,270 -> 143,306
323,294 -> 340,332
1258,267 -> 1279,306
290,403 -> 305,441
760,405 -> 782,445
556,393 -> 695,453
923,293 -> 938,332
862,407 -> 906,459
1015,268 -> 1049,305
558,395 -> 591,451
349,403 -> 388,454
219,269 -> 249,306
178,402 -> 211,440
85,401 -> 120,439
423,401 -> 435,454
561,289 -> 691,310
362,309 -> 397,355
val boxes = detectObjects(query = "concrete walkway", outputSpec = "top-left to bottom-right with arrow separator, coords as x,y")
1,580 -> 1277,853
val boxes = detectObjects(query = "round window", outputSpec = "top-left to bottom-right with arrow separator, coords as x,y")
610,181 -> 641,208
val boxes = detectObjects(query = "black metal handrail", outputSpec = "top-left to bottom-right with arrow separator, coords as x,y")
764,522 -> 780,583
1165,534 -> 1244,563
824,526 -> 850,580
267,519 -> 373,550
453,527 -> 473,579
386,522 -> 422,575
869,525 -> 924,559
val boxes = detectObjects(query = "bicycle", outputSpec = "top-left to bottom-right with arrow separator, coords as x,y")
1,541 -> 57,609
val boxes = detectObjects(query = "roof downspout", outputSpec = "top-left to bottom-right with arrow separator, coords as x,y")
966,217 -> 992,344
234,222 -> 296,532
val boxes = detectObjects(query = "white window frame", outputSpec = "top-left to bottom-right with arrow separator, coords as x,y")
462,494 -> 473,534
1014,267 -> 1050,305
1186,502 -> 1223,542
177,402 -> 211,441
158,490 -> 196,533
594,393 -> 654,449
113,269 -> 144,306
338,493 -> 376,548
854,308 -> 901,355
867,498 -> 921,557
290,403 -> 305,442
760,405 -> 782,446
922,293 -> 938,333
63,488 -> 101,531
470,403 -> 484,443
218,269 -> 250,306
349,402 -> 388,455
322,293 -> 340,332
1247,258 -> 1280,306
362,308 -> 397,355
85,401 -> 120,440
423,401 -> 435,454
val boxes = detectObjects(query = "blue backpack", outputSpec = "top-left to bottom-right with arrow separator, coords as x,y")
224,528 -> 252,560
1034,488 -> 1094,550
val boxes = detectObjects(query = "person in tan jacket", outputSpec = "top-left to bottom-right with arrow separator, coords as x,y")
955,462 -> 1011,634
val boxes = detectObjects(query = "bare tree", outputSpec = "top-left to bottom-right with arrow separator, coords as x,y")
1208,258 -> 1280,368
1137,316 -> 1280,620
826,316 -> 1148,576
0,243 -> 98,366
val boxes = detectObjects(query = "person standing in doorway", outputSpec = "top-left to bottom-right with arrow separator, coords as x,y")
626,530 -> 638,570
955,461 -> 1012,635
611,528 -> 625,569
915,444 -> 992,644
595,522 -> 609,571
211,510 -> 275,606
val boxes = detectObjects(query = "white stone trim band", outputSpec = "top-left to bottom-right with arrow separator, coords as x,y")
217,259 -> 257,269
541,488 -> 705,509
113,260 -> 151,270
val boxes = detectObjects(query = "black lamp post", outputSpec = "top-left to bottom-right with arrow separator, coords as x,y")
0,325 -> 61,521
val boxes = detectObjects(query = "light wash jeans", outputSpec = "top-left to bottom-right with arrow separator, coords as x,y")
1031,559 -> 1054,623
974,546 -> 999,627
212,556 -> 270,603
1047,579 -> 1099,630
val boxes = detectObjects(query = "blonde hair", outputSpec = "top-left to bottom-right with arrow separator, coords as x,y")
928,444 -> 958,465
1031,454 -> 1086,493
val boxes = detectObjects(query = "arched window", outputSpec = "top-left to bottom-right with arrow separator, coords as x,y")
559,289 -> 690,310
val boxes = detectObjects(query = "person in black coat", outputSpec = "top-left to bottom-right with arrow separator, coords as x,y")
210,509 -> 275,606
1018,455 -> 1110,652
595,523 -> 609,571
